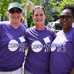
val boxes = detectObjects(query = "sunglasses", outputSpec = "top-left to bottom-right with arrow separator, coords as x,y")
9,8 -> 22,13
59,15 -> 72,19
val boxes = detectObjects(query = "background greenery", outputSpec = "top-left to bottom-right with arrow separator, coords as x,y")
0,0 -> 74,27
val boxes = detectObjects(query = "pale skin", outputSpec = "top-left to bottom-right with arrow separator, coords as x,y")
8,12 -> 22,29
32,7 -> 46,30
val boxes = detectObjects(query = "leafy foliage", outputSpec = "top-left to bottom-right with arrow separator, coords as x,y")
0,0 -> 74,26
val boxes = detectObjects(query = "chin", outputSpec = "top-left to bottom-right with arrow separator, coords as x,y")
37,22 -> 43,25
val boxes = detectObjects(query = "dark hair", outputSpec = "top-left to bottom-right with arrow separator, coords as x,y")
32,5 -> 45,15
9,7 -> 22,13
64,4 -> 74,18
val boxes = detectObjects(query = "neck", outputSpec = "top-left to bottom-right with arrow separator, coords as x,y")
10,22 -> 21,29
63,27 -> 72,32
36,24 -> 45,30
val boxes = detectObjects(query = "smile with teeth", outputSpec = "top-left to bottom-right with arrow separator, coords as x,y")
36,19 -> 43,22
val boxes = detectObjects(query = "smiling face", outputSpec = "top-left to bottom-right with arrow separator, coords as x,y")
32,6 -> 46,26
8,8 -> 22,26
59,9 -> 73,31
9,12 -> 22,25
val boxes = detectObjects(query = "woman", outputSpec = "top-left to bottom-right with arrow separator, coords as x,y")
24,6 -> 55,74
0,2 -> 26,74
50,8 -> 74,74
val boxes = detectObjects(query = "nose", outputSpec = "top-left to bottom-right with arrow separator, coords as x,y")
63,18 -> 67,21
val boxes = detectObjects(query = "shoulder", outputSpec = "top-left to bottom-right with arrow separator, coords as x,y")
46,26 -> 56,36
46,26 -> 55,33
71,28 -> 74,38
26,26 -> 35,32
56,30 -> 62,36
25,26 -> 36,36
0,23 -> 8,29
0,23 -> 8,35
0,21 -> 9,27
71,28 -> 74,32
45,27 -> 56,40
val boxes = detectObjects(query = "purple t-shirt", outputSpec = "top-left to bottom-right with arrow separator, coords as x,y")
25,27 -> 55,74
50,28 -> 74,74
0,23 -> 26,71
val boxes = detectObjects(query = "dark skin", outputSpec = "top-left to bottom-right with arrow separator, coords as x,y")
59,9 -> 73,32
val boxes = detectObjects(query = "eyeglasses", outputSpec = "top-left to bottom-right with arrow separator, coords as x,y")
9,8 -> 22,14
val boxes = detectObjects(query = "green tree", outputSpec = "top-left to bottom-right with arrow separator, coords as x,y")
0,0 -> 74,25
0,0 -> 21,21
0,0 -> 10,20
